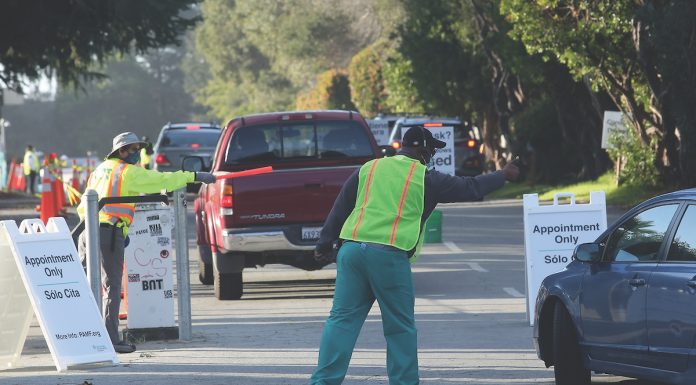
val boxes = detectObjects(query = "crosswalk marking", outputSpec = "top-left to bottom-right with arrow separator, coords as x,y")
444,241 -> 463,253
503,287 -> 525,298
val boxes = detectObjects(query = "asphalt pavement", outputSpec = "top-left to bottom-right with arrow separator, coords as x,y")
0,198 -> 666,385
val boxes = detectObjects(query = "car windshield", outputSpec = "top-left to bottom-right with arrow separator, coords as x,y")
225,120 -> 373,164
161,129 -> 220,148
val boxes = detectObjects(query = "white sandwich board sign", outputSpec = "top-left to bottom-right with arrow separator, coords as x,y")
124,203 -> 176,329
0,224 -> 34,370
523,191 -> 607,326
0,218 -> 117,371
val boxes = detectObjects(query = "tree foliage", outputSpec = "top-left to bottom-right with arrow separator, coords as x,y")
0,0 -> 199,91
347,41 -> 391,118
4,53 -> 202,159
295,70 -> 355,111
191,0 -> 378,121
501,0 -> 696,187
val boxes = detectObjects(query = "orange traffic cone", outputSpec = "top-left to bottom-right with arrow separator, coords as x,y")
51,168 -> 65,215
57,168 -> 67,212
6,159 -> 16,191
17,171 -> 26,192
39,166 -> 58,224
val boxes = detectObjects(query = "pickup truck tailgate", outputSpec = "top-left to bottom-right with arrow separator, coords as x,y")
229,166 -> 358,226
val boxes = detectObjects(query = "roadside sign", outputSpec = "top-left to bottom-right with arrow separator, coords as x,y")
428,126 -> 455,175
367,119 -> 390,146
124,203 -> 175,329
0,224 -> 33,370
0,218 -> 117,371
601,111 -> 628,149
523,192 -> 607,326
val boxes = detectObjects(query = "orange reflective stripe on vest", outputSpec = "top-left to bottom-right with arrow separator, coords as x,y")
351,158 -> 380,239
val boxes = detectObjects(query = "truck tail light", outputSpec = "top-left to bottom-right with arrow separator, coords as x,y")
155,154 -> 171,166
220,184 -> 233,215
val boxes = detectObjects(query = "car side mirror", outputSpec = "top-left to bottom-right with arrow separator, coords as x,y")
380,145 -> 396,157
574,243 -> 601,263
182,156 -> 204,172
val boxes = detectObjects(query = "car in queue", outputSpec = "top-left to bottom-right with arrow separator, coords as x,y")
534,188 -> 696,385
151,122 -> 221,172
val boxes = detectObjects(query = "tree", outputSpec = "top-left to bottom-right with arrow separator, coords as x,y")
190,0 -> 380,120
382,0 -> 609,181
295,70 -> 355,110
4,54 -> 202,159
0,0 -> 199,91
502,0 -> 696,187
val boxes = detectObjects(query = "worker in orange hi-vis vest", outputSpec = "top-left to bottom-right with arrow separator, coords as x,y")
76,132 -> 216,354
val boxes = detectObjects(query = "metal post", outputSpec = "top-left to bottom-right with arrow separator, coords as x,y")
84,189 -> 102,311
173,188 -> 191,340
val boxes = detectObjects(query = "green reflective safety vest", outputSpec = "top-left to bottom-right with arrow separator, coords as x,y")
340,155 -> 426,257
23,150 -> 39,175
77,158 -> 195,235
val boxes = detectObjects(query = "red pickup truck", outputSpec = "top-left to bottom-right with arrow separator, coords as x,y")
193,110 -> 380,299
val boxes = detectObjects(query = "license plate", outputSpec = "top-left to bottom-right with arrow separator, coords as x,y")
301,227 -> 322,240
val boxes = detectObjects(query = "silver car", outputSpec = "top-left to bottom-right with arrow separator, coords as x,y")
151,122 -> 221,172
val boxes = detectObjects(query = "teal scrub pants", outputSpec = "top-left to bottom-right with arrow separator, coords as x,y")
311,241 -> 419,385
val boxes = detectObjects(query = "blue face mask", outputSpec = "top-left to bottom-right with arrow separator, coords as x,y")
123,151 -> 141,165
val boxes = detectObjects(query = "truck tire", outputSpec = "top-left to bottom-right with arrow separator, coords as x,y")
198,245 -> 213,285
214,271 -> 243,300
553,303 -> 590,385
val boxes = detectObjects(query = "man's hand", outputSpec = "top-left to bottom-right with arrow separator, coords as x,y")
314,242 -> 336,264
194,172 -> 216,184
502,158 -> 520,182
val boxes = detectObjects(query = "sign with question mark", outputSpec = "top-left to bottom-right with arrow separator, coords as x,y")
425,126 -> 455,175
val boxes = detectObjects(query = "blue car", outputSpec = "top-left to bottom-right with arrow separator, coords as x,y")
534,188 -> 696,385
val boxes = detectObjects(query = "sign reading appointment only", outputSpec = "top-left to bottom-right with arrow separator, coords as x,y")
523,192 -> 607,326
0,218 -> 117,371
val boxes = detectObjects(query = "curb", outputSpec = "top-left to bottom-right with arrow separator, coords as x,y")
0,198 -> 40,209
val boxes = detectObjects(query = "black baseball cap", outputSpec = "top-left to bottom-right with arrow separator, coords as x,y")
402,126 -> 446,149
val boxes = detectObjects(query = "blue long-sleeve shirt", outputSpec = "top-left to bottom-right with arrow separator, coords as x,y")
317,159 -> 506,254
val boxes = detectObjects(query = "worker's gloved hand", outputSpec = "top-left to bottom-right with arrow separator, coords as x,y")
502,158 -> 520,182
314,242 -> 336,264
194,172 -> 216,184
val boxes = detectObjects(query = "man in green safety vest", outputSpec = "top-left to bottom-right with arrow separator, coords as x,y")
310,126 -> 519,384
76,132 -> 216,354
23,144 -> 40,195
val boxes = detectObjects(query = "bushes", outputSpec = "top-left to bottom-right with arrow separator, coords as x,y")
348,40 -> 389,117
295,69 -> 355,110
607,127 -> 660,187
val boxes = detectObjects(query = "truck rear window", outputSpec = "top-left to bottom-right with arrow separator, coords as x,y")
225,120 -> 373,164
161,129 -> 221,148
